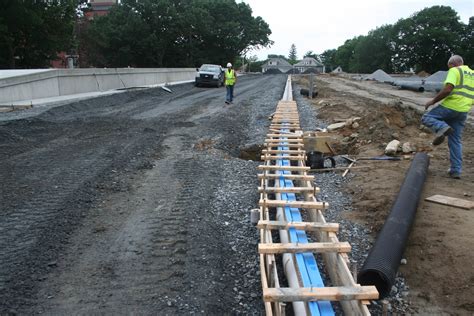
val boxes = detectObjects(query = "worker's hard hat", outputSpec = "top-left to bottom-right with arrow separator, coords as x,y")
227,62 -> 232,67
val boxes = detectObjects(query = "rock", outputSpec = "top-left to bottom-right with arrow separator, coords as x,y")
419,132 -> 427,137
342,137 -> 351,142
327,122 -> 346,131
385,140 -> 400,155
402,142 -> 413,153
352,122 -> 359,129
391,132 -> 400,140
400,258 -> 407,265
350,133 -> 359,139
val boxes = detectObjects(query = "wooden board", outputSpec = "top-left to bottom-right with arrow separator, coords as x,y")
258,242 -> 351,254
257,220 -> 339,232
258,186 -> 314,193
261,149 -> 306,154
257,165 -> 309,171
263,286 -> 378,302
259,199 -> 327,209
425,194 -> 474,210
257,174 -> 314,181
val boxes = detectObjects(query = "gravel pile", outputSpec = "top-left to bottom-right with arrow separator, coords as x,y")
364,69 -> 394,83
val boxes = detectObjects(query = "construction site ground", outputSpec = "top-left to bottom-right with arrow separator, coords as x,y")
0,74 -> 473,315
299,74 -> 474,315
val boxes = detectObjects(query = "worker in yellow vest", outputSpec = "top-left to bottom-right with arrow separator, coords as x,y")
224,62 -> 237,104
422,55 -> 474,179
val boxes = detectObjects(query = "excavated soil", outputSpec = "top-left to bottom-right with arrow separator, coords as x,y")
298,74 -> 474,315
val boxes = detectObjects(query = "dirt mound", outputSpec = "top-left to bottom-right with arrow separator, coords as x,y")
416,70 -> 430,77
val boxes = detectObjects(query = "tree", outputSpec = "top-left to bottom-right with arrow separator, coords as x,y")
0,0 -> 76,68
267,54 -> 287,60
320,49 -> 337,71
82,0 -> 273,68
460,17 -> 473,68
351,25 -> 395,73
304,50 -> 319,60
334,37 -> 361,72
288,43 -> 297,64
392,6 -> 465,72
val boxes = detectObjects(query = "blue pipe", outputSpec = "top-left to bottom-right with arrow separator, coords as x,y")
277,129 -> 334,315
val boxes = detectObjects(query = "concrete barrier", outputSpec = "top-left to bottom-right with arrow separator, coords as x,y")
0,68 -> 196,104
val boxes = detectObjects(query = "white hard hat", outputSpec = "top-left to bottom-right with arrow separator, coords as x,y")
227,62 -> 232,67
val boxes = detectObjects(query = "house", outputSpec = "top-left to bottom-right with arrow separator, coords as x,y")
294,57 -> 325,73
261,58 -> 293,74
332,66 -> 344,73
85,0 -> 117,20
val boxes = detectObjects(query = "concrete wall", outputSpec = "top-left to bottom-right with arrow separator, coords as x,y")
0,68 -> 196,104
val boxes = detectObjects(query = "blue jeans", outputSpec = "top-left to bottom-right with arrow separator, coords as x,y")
226,84 -> 234,102
421,105 -> 467,174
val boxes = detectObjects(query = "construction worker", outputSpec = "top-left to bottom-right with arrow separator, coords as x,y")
224,62 -> 236,104
422,55 -> 474,179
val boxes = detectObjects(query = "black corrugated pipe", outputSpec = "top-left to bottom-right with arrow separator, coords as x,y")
358,152 -> 429,298
399,84 -> 425,92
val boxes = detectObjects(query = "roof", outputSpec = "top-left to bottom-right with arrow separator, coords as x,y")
294,57 -> 323,67
262,58 -> 292,68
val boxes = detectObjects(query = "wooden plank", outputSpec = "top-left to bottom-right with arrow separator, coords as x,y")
258,165 -> 309,171
261,155 -> 306,161
266,134 -> 302,138
258,242 -> 351,254
258,186 -> 314,193
259,199 -> 327,209
265,138 -> 303,143
265,143 -> 304,148
258,174 -> 314,181
257,220 -> 339,232
261,149 -> 306,154
425,194 -> 474,210
263,286 -> 379,302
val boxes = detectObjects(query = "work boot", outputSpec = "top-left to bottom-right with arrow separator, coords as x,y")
447,170 -> 461,179
432,126 -> 453,146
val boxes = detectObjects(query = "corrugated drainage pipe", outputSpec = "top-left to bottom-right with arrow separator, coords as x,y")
358,152 -> 429,298
399,84 -> 425,92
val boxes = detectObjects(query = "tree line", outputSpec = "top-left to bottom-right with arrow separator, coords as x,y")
0,0 -> 273,69
319,6 -> 473,74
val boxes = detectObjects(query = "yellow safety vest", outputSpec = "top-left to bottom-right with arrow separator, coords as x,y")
442,65 -> 474,112
225,69 -> 236,86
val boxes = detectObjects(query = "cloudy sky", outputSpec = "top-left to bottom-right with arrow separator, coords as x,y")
240,0 -> 473,60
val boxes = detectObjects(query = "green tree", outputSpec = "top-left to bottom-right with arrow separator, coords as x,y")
460,17 -> 473,68
267,54 -> 287,60
303,50 -> 319,60
288,43 -> 297,64
392,6 -> 465,72
0,0 -> 76,68
320,49 -> 337,71
83,0 -> 272,68
334,37 -> 361,72
351,25 -> 395,73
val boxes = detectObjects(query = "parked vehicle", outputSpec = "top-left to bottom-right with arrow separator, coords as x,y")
195,64 -> 224,87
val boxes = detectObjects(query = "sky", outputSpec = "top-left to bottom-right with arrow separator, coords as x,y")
240,0 -> 473,60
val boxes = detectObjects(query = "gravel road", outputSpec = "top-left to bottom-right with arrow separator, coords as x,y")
0,74 -> 292,314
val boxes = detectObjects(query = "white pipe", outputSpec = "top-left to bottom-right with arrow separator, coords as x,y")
275,75 -> 307,315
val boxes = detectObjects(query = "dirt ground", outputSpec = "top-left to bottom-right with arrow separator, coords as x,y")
301,74 -> 474,315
